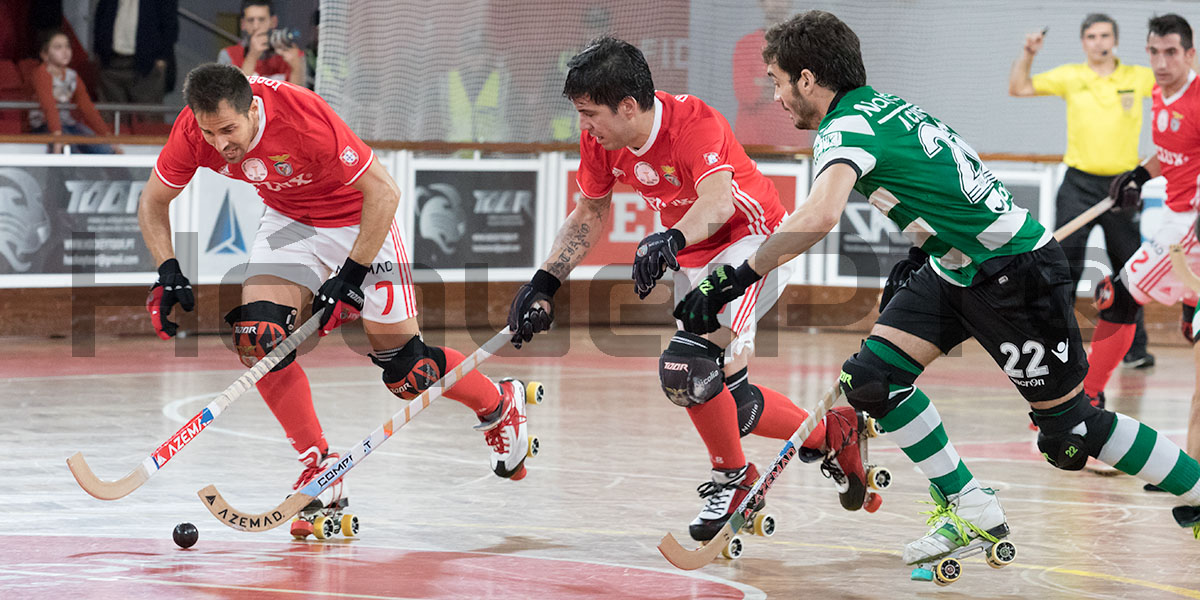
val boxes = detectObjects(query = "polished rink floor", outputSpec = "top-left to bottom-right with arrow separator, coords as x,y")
3,325 -> 1199,599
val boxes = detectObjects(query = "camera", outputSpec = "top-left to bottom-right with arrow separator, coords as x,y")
268,28 -> 301,48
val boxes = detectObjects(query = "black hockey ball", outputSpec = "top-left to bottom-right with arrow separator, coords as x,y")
173,522 -> 198,548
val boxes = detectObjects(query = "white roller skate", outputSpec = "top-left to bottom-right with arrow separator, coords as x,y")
906,483 -> 1015,586
289,446 -> 358,540
687,463 -> 776,560
475,378 -> 543,480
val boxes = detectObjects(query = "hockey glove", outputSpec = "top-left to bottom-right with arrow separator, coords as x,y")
146,258 -> 195,340
313,257 -> 368,336
632,228 -> 685,299
879,246 -> 928,312
673,261 -> 762,335
1108,165 -> 1151,212
508,269 -> 561,349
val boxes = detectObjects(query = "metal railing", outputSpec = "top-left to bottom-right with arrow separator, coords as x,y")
0,100 -> 180,135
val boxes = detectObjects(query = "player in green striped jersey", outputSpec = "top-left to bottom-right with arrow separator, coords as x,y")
676,10 -> 1200,572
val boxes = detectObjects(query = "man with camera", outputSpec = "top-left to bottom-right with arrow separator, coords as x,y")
218,0 -> 305,87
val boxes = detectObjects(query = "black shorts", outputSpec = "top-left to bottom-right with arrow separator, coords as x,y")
877,241 -> 1088,403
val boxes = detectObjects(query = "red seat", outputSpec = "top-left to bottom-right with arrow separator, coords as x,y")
0,59 -> 27,133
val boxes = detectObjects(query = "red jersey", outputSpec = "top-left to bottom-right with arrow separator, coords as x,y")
1152,71 -> 1200,212
155,75 -> 373,227
577,91 -> 784,268
218,45 -> 302,82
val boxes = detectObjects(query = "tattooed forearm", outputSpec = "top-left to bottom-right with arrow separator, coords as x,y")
542,196 -> 608,280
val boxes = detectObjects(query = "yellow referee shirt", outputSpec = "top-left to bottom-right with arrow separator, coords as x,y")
1032,60 -> 1154,175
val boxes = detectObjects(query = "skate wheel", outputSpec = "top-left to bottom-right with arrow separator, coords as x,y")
752,513 -> 776,537
868,465 -> 892,491
910,567 -> 934,582
527,435 -> 540,458
331,515 -> 342,535
312,515 -> 335,540
934,557 -> 961,586
986,540 -> 1016,569
863,492 -> 882,513
866,416 -> 884,438
510,464 -> 527,481
721,536 -> 744,560
525,382 -> 544,405
290,518 -> 313,540
341,514 -> 359,537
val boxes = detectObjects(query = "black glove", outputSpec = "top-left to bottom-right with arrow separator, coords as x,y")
313,257 -> 368,336
146,258 -> 195,340
879,246 -> 928,312
1109,165 -> 1151,212
508,269 -> 561,349
632,228 -> 685,299
673,261 -> 762,335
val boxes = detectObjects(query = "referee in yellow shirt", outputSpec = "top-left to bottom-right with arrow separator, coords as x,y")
1010,13 -> 1157,368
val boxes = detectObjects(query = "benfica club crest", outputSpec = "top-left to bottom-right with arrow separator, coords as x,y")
661,165 -> 681,186
269,153 -> 293,176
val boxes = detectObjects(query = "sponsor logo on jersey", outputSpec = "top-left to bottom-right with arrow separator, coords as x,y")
151,408 -> 215,468
704,152 -> 719,165
246,74 -> 282,90
0,168 -> 50,272
634,161 -> 660,185
1051,341 -> 1069,363
219,164 -> 232,177
269,154 -> 293,176
612,167 -> 625,178
206,191 -> 247,255
241,158 -> 268,182
813,131 -> 842,161
675,94 -> 689,102
252,172 -> 315,192
661,165 -> 681,186
1158,147 -> 1188,166
340,146 -> 359,166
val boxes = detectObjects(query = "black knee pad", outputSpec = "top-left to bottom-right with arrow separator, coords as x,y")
224,301 -> 298,372
725,368 -> 764,437
660,331 -> 725,408
1183,303 -> 1197,344
839,336 -> 919,419
1030,393 -> 1117,471
1095,275 -> 1139,324
369,335 -> 447,400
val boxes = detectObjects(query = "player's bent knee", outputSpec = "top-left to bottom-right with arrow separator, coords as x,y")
370,335 -> 447,400
224,301 -> 298,371
1031,393 -> 1116,471
660,331 -> 725,408
1095,275 -> 1139,324
839,338 -> 918,418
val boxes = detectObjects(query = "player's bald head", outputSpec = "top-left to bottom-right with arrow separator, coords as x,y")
184,63 -> 254,117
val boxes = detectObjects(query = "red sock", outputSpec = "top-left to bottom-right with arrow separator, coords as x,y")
256,362 -> 327,455
749,384 -> 826,449
1084,319 -> 1135,396
440,346 -> 501,417
686,385 -> 746,469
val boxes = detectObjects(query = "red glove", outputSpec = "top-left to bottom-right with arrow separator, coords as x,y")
313,257 -> 369,336
146,258 -> 195,340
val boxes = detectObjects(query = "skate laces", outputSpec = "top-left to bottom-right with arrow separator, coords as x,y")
696,480 -> 739,514
917,494 -> 1000,547
294,453 -> 335,490
819,458 -> 848,484
483,396 -> 526,455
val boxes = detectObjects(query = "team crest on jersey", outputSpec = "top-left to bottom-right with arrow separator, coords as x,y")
634,161 -> 660,185
661,165 -> 681,186
340,146 -> 359,166
1119,91 -> 1134,111
241,158 -> 268,182
269,154 -> 293,176
703,152 -> 719,165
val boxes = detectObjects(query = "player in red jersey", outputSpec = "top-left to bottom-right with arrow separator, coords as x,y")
138,64 -> 534,536
506,37 -> 885,542
1084,14 -> 1200,491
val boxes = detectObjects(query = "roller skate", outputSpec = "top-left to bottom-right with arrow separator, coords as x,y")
688,463 -> 776,560
1172,505 -> 1200,539
475,378 -> 543,480
818,407 -> 891,512
907,484 -> 1015,586
288,447 -> 358,540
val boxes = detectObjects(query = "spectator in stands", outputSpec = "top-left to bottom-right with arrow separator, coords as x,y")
437,28 -> 510,143
93,0 -> 178,104
29,29 -> 119,154
219,0 -> 306,87
731,0 -> 795,146
1009,13 -> 1157,368
305,9 -> 319,90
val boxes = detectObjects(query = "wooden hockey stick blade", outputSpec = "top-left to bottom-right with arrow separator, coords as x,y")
1054,197 -> 1115,242
657,386 -> 838,569
66,314 -> 321,500
198,484 -> 313,532
1169,244 -> 1200,293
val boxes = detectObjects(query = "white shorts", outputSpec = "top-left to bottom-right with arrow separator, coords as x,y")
1122,206 -> 1200,306
245,207 -> 417,323
673,234 -> 799,358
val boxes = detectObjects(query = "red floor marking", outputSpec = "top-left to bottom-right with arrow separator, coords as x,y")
3,535 -> 749,599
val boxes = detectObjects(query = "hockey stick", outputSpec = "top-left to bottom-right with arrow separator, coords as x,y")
67,314 -> 322,500
197,327 -> 512,532
1170,244 -> 1200,293
658,385 -> 838,570
1053,197 -> 1114,242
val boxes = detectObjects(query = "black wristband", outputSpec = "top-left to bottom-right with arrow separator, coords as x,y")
531,269 -> 562,297
339,257 -> 370,287
1131,165 -> 1152,187
666,228 -> 686,248
158,258 -> 183,278
734,261 -> 762,286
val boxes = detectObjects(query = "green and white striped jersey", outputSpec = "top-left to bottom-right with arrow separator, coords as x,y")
814,86 -> 1050,286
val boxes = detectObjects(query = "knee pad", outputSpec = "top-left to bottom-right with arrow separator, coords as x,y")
1030,393 -> 1116,471
659,331 -> 725,408
839,336 -> 919,418
1095,275 -> 1139,324
370,335 -> 447,400
725,369 -> 764,437
224,301 -> 298,371
1183,303 -> 1197,344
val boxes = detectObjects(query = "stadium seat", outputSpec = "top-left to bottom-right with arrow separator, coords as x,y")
0,59 -> 26,133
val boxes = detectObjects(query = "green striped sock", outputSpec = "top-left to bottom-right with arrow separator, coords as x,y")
1097,413 -> 1200,504
876,386 -> 976,496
